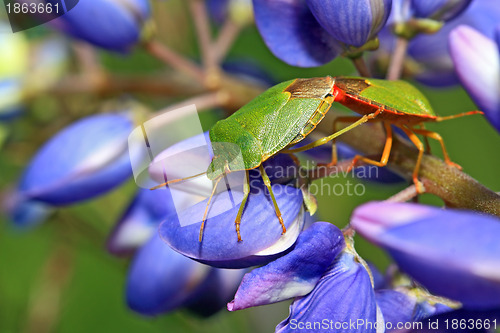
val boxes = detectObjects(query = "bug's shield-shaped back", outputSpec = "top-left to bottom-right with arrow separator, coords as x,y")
128,105 -> 247,227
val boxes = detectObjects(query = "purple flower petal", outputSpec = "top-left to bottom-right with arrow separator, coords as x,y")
449,25 -> 500,131
49,0 -> 151,52
352,202 -> 500,309
127,233 -> 245,317
407,0 -> 500,87
368,262 -> 387,289
253,0 -> 340,67
126,233 -> 211,315
306,0 -> 392,47
376,289 -> 452,331
376,289 -> 417,329
107,188 -> 191,256
228,222 -> 344,311
159,183 -> 305,268
411,0 -> 472,22
17,113 -> 135,205
276,251 -> 379,333
4,194 -> 53,229
186,268 -> 246,317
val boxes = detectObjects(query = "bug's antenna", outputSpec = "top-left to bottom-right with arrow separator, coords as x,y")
150,171 -> 207,190
199,175 -> 223,242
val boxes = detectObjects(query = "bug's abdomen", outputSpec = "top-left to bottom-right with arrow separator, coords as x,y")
290,96 -> 334,145
340,93 -> 437,126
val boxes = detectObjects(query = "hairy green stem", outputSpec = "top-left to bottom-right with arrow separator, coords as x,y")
351,56 -> 372,77
319,119 -> 500,216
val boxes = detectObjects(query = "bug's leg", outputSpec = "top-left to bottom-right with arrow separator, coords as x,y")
259,164 -> 286,235
234,170 -> 250,242
284,109 -> 382,154
347,122 -> 393,172
199,176 -> 223,242
150,171 -> 207,190
416,123 -> 432,154
398,126 -> 425,194
326,116 -> 366,167
410,128 -> 462,170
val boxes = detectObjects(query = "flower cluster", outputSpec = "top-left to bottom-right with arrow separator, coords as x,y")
2,0 -> 500,332
252,0 -> 392,66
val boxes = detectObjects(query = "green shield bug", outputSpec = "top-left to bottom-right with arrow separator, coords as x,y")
153,76 -> 482,241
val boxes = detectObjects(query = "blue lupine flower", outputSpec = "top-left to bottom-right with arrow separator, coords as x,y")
110,167 -> 245,317
49,0 -> 151,52
368,262 -> 387,289
159,181 -> 305,268
7,113 -> 136,227
107,188 -> 193,256
148,130 -> 306,268
380,0 -> 500,87
351,202 -> 500,309
252,0 -> 341,67
276,251 -> 379,333
306,0 -> 392,46
391,0 -> 472,23
253,0 -> 391,67
410,0 -> 472,22
228,222 -> 344,310
376,289 -> 452,332
449,25 -> 500,132
126,233 -> 245,316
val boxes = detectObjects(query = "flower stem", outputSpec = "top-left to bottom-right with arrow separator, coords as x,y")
22,243 -> 73,333
319,119 -> 500,216
386,37 -> 409,81
189,0 -> 218,71
144,40 -> 206,82
150,91 -> 227,119
386,184 -> 418,202
214,20 -> 242,64
351,56 -> 372,77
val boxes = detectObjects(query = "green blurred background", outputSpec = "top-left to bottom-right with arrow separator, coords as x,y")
1,1 -> 499,332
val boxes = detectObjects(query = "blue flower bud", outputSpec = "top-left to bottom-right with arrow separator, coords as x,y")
276,251 -> 379,333
449,25 -> 500,132
49,0 -> 151,52
159,182 -> 305,268
411,0 -> 472,22
126,233 -> 244,316
352,202 -> 500,309
253,0 -> 341,67
228,222 -> 344,310
8,113 -> 136,226
107,188 -> 189,256
306,0 -> 392,47
380,0 -> 500,87
376,289 -> 452,331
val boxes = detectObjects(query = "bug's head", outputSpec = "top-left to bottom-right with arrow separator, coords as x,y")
206,142 -> 245,180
